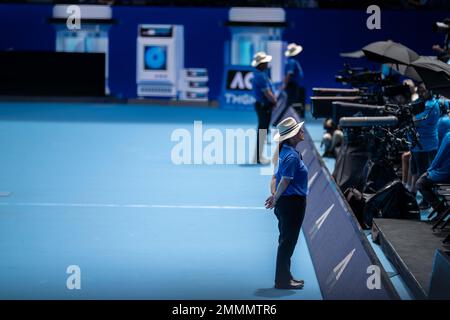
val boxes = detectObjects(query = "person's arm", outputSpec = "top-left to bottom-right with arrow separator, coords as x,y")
270,145 -> 279,195
265,156 -> 296,209
432,44 -> 445,54
270,175 -> 277,195
298,62 -> 304,80
265,177 -> 292,209
263,88 -> 277,105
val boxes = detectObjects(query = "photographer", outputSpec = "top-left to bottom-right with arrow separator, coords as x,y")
416,131 -> 450,217
321,118 -> 343,158
408,85 -> 441,209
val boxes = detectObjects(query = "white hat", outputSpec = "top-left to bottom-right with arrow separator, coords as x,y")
273,117 -> 305,142
251,51 -> 272,67
285,43 -> 303,57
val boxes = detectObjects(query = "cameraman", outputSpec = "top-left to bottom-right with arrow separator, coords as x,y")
416,131 -> 450,217
321,118 -> 343,158
409,85 -> 441,209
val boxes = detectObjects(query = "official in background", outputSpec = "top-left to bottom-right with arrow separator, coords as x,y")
252,52 -> 277,165
274,43 -> 305,124
265,117 -> 308,290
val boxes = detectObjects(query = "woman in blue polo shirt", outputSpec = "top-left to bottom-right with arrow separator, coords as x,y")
265,117 -> 308,290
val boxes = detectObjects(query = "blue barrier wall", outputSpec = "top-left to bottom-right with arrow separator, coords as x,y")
0,4 -> 447,102
428,250 -> 450,299
297,130 -> 399,299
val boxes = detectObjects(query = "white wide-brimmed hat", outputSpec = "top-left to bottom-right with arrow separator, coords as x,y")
273,117 -> 305,142
251,51 -> 272,67
285,43 -> 303,57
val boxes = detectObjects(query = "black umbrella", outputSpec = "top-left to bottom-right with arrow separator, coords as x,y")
362,40 -> 420,65
411,56 -> 450,97
389,63 -> 422,82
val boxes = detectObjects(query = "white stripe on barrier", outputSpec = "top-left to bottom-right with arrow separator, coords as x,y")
308,171 -> 319,188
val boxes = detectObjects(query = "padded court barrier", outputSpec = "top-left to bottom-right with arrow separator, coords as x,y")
428,250 -> 450,299
297,129 -> 400,299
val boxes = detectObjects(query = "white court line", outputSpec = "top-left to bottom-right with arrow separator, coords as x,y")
0,202 -> 265,210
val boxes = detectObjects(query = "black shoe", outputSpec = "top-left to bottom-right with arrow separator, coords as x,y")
291,278 -> 304,285
275,280 -> 304,290
419,200 -> 431,210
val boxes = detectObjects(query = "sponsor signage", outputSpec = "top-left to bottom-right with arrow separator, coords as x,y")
220,65 -> 255,110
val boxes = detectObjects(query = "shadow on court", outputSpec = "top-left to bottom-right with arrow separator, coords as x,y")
254,288 -> 297,298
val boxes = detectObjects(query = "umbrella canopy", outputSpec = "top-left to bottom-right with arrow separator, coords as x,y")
412,56 -> 450,97
362,40 -> 420,65
389,63 -> 422,82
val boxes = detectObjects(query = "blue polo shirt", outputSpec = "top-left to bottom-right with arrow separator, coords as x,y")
428,132 -> 450,182
285,58 -> 304,87
411,98 -> 441,152
252,69 -> 274,105
275,144 -> 308,196
438,115 -> 450,147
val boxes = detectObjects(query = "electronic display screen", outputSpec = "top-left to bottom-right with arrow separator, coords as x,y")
144,45 -> 167,71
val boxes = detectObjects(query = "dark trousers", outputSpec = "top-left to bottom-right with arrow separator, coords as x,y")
274,195 -> 306,284
416,173 -> 442,210
286,82 -> 300,109
255,102 -> 273,162
273,83 -> 302,126
410,150 -> 437,176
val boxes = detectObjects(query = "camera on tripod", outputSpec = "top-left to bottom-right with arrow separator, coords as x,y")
432,18 -> 450,62
335,64 -> 382,87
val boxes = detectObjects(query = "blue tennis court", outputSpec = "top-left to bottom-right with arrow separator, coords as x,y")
0,102 -> 322,299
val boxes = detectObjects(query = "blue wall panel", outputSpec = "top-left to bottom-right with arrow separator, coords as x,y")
0,4 -> 447,103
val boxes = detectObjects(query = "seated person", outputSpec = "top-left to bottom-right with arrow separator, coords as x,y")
321,118 -> 343,158
408,85 -> 441,209
416,131 -> 450,216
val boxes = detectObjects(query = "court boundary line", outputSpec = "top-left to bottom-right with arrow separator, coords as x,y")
0,202 -> 266,210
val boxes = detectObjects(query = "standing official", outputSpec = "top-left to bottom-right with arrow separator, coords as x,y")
274,43 -> 305,125
265,117 -> 308,290
252,52 -> 277,165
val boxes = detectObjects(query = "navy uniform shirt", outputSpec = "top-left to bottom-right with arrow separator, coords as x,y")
438,115 -> 450,147
285,58 -> 304,87
275,144 -> 308,196
428,132 -> 450,182
411,98 -> 441,152
252,68 -> 274,105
